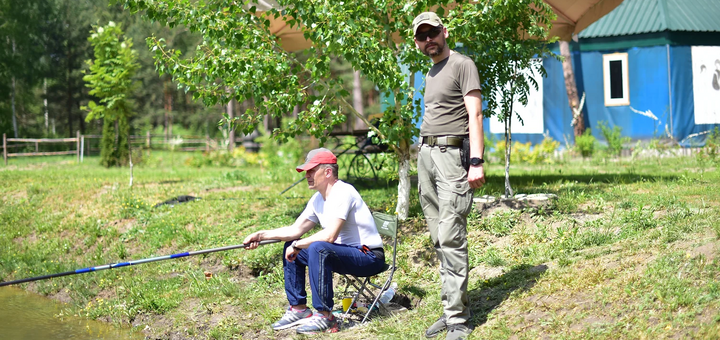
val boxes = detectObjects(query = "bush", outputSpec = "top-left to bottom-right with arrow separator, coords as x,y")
697,127 -> 720,164
184,146 -> 264,168
598,121 -> 630,156
574,129 -> 596,158
489,137 -> 559,164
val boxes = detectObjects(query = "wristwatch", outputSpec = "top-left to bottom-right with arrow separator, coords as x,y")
469,157 -> 485,166
291,240 -> 301,251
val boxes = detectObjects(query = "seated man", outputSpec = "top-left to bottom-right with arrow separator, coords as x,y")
243,148 -> 386,334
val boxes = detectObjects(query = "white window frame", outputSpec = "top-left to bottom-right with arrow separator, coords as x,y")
603,53 -> 630,107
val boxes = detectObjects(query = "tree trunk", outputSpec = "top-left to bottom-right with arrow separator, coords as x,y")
560,40 -> 585,137
396,140 -> 410,220
227,99 -> 235,151
504,113 -> 514,198
504,74 -> 516,198
11,40 -> 17,138
66,41 -> 74,137
352,70 -> 365,131
164,79 -> 173,142
44,78 -> 49,134
11,76 -> 17,139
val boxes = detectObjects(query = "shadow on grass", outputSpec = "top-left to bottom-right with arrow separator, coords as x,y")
468,264 -> 548,327
506,173 -> 679,187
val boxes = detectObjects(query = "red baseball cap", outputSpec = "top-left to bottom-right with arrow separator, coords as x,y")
296,148 -> 337,172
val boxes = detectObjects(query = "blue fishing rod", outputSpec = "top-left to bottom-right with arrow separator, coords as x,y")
0,240 -> 281,287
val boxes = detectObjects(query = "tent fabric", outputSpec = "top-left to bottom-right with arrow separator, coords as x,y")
546,0 -> 624,41
670,46 -> 720,146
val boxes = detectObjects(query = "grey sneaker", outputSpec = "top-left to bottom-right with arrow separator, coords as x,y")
296,313 -> 339,334
271,306 -> 313,330
425,314 -> 447,338
446,322 -> 472,340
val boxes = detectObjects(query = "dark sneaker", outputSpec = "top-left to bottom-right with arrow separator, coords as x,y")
446,322 -> 472,340
425,314 -> 447,338
296,313 -> 339,334
271,306 -> 313,330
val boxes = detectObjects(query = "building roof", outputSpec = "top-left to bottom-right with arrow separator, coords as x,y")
579,0 -> 720,38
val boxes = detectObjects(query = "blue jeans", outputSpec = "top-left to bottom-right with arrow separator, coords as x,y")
283,241 -> 386,312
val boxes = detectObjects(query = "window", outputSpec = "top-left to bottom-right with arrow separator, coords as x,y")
603,53 -> 629,106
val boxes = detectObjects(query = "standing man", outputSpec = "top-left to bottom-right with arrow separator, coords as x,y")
413,11 -> 486,340
243,148 -> 385,335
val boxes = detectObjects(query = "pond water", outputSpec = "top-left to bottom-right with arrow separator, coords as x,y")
0,287 -> 142,340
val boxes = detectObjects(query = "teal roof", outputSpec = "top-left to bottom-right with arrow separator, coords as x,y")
579,0 -> 720,38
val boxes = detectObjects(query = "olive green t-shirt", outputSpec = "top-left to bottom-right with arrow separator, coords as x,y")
420,52 -> 481,137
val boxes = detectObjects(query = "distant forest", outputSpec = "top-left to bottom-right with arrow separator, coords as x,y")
0,0 -> 378,140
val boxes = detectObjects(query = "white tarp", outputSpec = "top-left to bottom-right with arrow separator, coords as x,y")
692,46 -> 720,125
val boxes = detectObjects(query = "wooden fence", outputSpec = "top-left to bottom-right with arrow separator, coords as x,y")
3,132 -> 222,165
81,132 -> 216,154
3,132 -> 80,166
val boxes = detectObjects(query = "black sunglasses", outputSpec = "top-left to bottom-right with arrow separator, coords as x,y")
415,26 -> 443,41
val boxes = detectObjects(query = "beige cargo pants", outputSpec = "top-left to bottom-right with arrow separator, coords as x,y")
417,144 -> 474,325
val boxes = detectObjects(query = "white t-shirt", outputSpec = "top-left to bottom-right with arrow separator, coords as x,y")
298,180 -> 383,249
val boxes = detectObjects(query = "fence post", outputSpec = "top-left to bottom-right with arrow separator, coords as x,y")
206,134 -> 210,152
76,130 -> 80,163
3,133 -> 6,166
35,141 -> 39,153
80,135 -> 85,163
146,131 -> 151,149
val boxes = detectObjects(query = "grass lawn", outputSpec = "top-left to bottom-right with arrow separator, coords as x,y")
1,149 -> 719,339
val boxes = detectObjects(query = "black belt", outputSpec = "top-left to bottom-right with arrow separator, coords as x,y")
421,136 -> 464,147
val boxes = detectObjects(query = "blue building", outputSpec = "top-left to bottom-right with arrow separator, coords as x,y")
570,0 -> 720,145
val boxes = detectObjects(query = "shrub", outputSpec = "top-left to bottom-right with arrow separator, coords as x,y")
697,127 -> 720,164
489,137 -> 559,164
598,121 -> 630,156
574,129 -> 596,158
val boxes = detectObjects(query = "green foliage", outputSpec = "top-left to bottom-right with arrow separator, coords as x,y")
697,127 -> 720,165
598,121 -> 630,157
82,21 -> 139,167
489,137 -> 559,164
513,137 -> 560,164
0,0 -> 54,137
118,0 -> 558,211
574,129 -> 596,158
476,210 -> 523,237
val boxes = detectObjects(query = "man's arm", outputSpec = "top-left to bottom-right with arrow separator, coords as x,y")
464,89 -> 485,189
284,217 -> 344,262
243,218 -> 316,249
292,217 -> 343,248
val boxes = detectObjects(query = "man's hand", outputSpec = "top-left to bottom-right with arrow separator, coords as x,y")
468,165 -> 485,189
243,232 -> 263,250
285,245 -> 299,262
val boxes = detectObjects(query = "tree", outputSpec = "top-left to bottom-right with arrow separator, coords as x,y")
450,0 -> 557,197
559,40 -> 585,138
117,0 -> 555,216
0,0 -> 54,138
82,21 -> 139,167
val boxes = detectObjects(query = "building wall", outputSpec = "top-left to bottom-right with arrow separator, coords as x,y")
579,45 -> 671,141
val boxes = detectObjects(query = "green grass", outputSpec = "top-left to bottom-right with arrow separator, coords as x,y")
1,151 -> 720,339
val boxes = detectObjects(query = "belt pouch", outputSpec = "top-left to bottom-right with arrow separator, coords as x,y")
460,137 -> 470,172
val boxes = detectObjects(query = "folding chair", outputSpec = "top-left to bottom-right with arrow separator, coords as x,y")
341,211 -> 399,323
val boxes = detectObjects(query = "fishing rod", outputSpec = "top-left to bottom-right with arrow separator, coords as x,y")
0,239 -> 281,287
